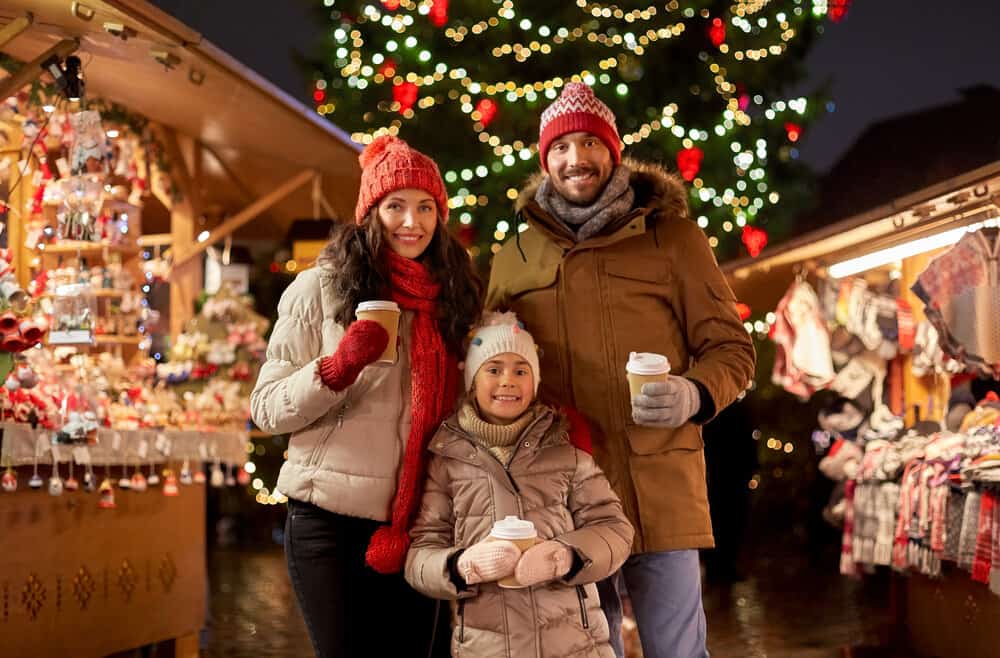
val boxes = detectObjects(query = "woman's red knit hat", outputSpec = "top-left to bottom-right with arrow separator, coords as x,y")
354,135 -> 450,224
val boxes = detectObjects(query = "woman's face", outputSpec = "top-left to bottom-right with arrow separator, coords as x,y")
376,188 -> 439,259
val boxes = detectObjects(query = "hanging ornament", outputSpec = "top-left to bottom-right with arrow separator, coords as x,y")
742,225 -> 769,258
828,0 -> 851,22
162,469 -> 180,496
392,81 -> 419,113
146,460 -> 160,486
735,302 -> 752,321
48,451 -> 63,496
429,0 -> 448,27
98,477 -> 116,509
28,449 -> 42,489
180,459 -> 193,486
193,466 -> 207,485
784,122 -> 802,143
2,466 -> 17,492
708,17 -> 726,47
237,466 -> 251,487
225,463 -> 237,487
130,467 -> 147,492
117,462 -> 131,490
475,99 -> 498,128
64,459 -> 79,492
210,460 -> 225,488
82,464 -> 96,492
676,147 -> 704,182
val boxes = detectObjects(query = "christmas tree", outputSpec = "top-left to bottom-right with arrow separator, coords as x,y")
308,0 -> 850,263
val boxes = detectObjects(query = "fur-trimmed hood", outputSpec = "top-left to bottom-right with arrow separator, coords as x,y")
514,157 -> 690,223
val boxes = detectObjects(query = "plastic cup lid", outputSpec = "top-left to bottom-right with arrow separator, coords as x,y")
356,300 -> 400,313
626,352 -> 671,375
490,515 -> 536,540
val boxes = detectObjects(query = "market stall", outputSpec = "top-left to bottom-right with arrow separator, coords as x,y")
0,2 -> 361,656
725,160 -> 1000,658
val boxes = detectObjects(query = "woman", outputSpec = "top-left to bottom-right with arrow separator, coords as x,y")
251,135 -> 482,658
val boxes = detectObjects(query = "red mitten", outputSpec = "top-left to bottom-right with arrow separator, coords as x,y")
318,320 -> 389,391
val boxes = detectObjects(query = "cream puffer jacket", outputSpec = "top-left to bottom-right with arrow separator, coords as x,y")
405,407 -> 634,658
251,266 -> 414,521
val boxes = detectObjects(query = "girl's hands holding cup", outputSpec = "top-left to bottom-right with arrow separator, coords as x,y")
457,539 -> 522,585
513,540 -> 574,587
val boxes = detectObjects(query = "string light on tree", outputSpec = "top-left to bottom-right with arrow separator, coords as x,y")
310,0 -> 840,262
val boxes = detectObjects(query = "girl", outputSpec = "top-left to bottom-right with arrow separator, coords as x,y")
405,313 -> 634,657
251,136 -> 482,658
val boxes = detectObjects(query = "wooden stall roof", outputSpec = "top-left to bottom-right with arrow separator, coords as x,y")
722,160 -> 1000,313
0,0 -> 361,240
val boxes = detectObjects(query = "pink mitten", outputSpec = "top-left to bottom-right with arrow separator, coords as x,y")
513,540 -> 574,587
457,539 -> 521,585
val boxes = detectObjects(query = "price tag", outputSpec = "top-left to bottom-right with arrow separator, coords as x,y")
72,446 -> 91,465
137,440 -> 149,460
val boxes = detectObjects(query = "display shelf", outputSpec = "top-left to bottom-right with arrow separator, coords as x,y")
34,241 -> 141,257
94,334 -> 146,345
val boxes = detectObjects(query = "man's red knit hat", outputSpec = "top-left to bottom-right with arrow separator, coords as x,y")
354,135 -> 449,224
538,82 -> 622,171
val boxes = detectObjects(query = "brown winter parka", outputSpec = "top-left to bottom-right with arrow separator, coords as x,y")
485,159 -> 756,553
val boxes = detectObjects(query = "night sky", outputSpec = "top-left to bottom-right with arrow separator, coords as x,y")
152,0 -> 999,174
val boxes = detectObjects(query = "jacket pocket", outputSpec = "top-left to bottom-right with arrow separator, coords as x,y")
603,257 -> 672,285
624,422 -> 703,456
576,585 -> 589,629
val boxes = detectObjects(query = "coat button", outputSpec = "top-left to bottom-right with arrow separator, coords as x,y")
523,441 -> 530,447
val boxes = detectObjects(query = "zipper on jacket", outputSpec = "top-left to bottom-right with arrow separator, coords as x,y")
310,396 -> 349,466
458,599 -> 465,643
576,585 -> 590,629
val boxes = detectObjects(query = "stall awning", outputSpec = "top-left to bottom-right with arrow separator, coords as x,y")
0,0 -> 361,240
722,160 -> 1000,312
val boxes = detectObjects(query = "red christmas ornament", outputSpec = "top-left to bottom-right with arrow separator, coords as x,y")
676,147 -> 704,182
828,0 -> 851,22
380,0 -> 401,9
378,58 -> 397,77
784,122 -> 802,143
742,225 -> 768,258
429,0 -> 448,27
708,17 -> 726,47
313,89 -> 325,103
739,94 -> 750,112
392,81 -> 419,113
475,99 -> 498,127
735,302 -> 752,321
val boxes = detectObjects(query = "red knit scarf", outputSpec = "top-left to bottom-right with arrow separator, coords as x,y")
365,250 -> 459,574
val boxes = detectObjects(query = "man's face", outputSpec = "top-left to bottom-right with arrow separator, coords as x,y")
545,131 -> 615,206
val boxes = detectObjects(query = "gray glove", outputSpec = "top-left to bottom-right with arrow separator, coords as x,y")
631,376 -> 701,428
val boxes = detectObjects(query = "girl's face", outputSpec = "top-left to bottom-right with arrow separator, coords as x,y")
473,353 -> 534,425
376,188 -> 438,259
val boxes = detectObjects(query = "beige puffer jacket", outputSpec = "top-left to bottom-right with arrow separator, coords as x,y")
251,266 -> 414,521
405,407 -> 634,658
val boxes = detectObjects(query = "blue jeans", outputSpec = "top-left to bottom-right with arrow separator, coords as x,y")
597,550 -> 709,658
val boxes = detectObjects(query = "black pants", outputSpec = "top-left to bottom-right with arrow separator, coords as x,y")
285,498 -> 450,658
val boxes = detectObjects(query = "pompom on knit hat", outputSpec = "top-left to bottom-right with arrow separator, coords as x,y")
538,82 -> 622,171
463,311 -> 541,395
354,135 -> 450,224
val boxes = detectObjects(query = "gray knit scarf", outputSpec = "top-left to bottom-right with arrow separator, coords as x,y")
535,165 -> 635,242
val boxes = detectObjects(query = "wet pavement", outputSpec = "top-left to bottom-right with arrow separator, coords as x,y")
202,542 -> 909,658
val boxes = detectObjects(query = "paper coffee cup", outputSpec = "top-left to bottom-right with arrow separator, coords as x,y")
489,515 -> 538,588
356,301 -> 401,364
626,352 -> 671,398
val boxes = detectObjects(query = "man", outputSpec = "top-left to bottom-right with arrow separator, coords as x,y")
486,83 -> 755,658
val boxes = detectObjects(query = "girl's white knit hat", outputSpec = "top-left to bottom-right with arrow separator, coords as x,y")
463,311 -> 541,394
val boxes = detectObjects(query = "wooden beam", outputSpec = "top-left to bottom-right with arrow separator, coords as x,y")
0,38 -> 79,103
159,127 -> 203,221
0,12 -> 33,49
173,168 -> 314,267
137,233 -> 172,247
200,142 -> 255,203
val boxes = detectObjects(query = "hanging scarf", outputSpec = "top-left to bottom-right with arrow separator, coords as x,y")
535,165 -> 635,242
365,250 -> 460,574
